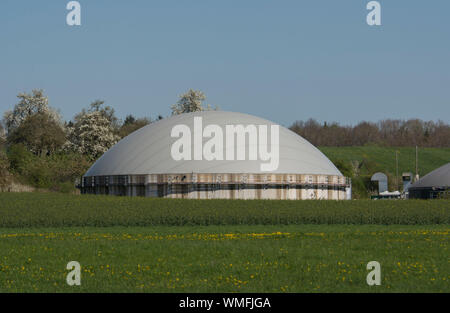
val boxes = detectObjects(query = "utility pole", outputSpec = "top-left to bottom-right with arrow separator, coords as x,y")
396,150 -> 399,191
415,146 -> 419,182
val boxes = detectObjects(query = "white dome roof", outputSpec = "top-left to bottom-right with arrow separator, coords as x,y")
85,111 -> 342,176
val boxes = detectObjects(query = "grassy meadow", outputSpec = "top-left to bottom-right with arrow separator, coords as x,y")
319,146 -> 450,176
0,225 -> 448,293
0,193 -> 448,293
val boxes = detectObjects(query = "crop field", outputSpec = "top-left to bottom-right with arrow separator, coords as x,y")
0,193 -> 448,227
0,193 -> 448,293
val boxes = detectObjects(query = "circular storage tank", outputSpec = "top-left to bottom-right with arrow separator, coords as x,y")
82,111 -> 350,200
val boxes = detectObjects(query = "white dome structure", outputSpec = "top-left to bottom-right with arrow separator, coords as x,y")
81,111 -> 351,200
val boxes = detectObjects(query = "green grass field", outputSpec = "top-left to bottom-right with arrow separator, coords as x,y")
0,193 -> 448,293
0,225 -> 448,292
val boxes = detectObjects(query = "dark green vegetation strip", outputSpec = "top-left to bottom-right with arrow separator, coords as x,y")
0,193 -> 448,227
0,225 -> 448,292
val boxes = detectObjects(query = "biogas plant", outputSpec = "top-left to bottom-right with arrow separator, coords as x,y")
80,111 -> 351,200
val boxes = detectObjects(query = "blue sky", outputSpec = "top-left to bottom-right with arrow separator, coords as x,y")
0,0 -> 449,127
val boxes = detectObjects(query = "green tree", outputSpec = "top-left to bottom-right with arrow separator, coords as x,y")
123,114 -> 136,126
0,150 -> 11,189
333,159 -> 352,178
118,115 -> 151,138
7,112 -> 66,156
6,144 -> 34,176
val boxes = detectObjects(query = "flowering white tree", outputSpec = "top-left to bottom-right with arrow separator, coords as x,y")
65,111 -> 119,160
0,123 -> 5,143
3,89 -> 61,134
171,89 -> 215,115
77,100 -> 119,130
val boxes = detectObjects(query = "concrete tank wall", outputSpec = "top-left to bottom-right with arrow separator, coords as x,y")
81,173 -> 351,200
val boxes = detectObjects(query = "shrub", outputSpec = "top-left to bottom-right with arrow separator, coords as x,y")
6,145 -> 90,191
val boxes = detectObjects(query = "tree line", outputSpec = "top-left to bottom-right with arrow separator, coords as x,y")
289,118 -> 450,148
0,89 -> 211,192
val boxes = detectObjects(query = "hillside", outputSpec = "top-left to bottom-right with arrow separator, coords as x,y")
320,146 -> 450,176
319,146 -> 450,198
